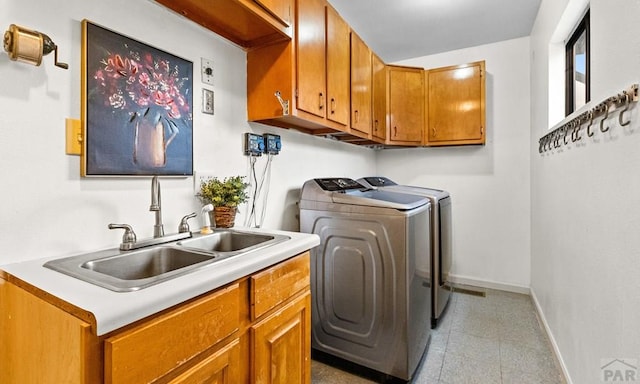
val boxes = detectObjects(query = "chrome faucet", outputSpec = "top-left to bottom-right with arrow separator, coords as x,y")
150,175 -> 164,238
108,176 -> 197,251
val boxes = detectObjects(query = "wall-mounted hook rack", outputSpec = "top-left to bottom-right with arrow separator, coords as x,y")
538,84 -> 638,155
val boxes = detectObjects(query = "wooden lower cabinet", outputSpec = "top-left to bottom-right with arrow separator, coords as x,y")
0,252 -> 311,384
0,279 -> 100,384
252,293 -> 311,384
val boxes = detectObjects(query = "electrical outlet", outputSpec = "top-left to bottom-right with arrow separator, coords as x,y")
194,171 -> 216,195
244,133 -> 265,156
201,58 -> 214,85
202,88 -> 214,115
264,133 -> 282,155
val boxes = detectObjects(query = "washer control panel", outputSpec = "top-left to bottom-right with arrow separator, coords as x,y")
314,178 -> 363,191
363,177 -> 397,187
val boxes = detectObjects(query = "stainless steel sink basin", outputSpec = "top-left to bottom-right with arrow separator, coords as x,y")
82,247 -> 214,280
43,229 -> 290,292
176,229 -> 290,256
44,246 -> 216,292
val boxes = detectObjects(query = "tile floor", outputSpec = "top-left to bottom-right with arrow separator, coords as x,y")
311,288 -> 566,384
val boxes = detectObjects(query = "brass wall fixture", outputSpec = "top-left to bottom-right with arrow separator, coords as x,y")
3,24 -> 68,69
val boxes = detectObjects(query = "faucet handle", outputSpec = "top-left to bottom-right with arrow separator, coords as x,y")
178,212 -> 197,233
108,224 -> 137,250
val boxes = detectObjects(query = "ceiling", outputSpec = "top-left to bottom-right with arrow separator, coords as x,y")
327,0 -> 542,62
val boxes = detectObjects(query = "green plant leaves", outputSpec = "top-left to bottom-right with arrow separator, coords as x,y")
197,175 -> 249,207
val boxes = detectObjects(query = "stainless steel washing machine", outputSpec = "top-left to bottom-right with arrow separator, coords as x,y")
299,178 -> 431,381
358,177 -> 452,329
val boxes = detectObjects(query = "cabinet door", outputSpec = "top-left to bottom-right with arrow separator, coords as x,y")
168,339 -> 240,384
426,61 -> 486,146
371,54 -> 387,142
350,32 -> 372,137
252,292 -> 311,384
254,0 -> 292,27
296,0 -> 326,118
388,66 -> 424,144
325,6 -> 350,126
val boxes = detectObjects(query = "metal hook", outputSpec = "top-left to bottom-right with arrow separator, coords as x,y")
619,93 -> 631,126
563,125 -> 570,145
600,101 -> 611,133
587,110 -> 595,137
572,120 -> 582,142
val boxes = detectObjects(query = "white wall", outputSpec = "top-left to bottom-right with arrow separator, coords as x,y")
531,1 -> 640,383
0,0 -> 375,264
382,37 -> 532,290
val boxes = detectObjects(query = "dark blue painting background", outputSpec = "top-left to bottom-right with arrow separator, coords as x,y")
85,21 -> 193,176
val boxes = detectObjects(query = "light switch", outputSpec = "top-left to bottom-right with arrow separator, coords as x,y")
65,118 -> 82,155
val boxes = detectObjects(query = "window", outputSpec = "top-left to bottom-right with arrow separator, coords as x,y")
565,10 -> 590,115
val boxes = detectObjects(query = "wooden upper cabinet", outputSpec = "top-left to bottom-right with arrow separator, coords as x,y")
371,53 -> 387,142
350,32 -> 372,138
325,6 -> 350,127
248,0 -> 357,139
254,0 -> 292,27
425,61 -> 486,146
296,0 -> 326,118
155,0 -> 291,49
388,65 -> 424,145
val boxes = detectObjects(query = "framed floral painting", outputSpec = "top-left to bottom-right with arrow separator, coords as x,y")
81,20 -> 193,176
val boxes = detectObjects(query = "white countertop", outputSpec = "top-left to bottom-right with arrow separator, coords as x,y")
0,227 -> 319,336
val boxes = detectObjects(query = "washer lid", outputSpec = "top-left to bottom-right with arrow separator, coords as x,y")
334,188 -> 429,210
357,177 -> 450,200
301,178 -> 429,210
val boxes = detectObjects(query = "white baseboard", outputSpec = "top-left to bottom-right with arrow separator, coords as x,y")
448,273 -> 530,294
530,289 -> 572,384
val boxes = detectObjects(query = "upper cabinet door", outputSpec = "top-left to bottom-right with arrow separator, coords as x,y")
425,61 -> 486,146
371,53 -> 387,142
350,32 -> 372,137
388,65 -> 424,144
325,6 -> 350,127
296,0 -> 327,119
254,0 -> 292,27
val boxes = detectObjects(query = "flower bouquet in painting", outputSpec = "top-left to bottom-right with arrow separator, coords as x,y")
83,20 -> 193,176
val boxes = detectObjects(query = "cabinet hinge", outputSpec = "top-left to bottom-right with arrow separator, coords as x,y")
295,89 -> 299,98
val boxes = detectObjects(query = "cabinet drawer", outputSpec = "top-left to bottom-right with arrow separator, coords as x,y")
105,283 -> 239,384
250,252 -> 310,320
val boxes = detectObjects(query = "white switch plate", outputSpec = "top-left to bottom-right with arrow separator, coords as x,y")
194,171 -> 216,195
201,58 -> 214,85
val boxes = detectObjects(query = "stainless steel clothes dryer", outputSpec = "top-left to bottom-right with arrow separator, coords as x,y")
299,178 -> 431,381
358,177 -> 452,329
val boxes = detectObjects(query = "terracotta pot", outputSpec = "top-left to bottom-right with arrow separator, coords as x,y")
212,206 -> 237,228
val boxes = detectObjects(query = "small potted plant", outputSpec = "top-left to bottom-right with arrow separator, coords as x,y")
198,176 -> 249,228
